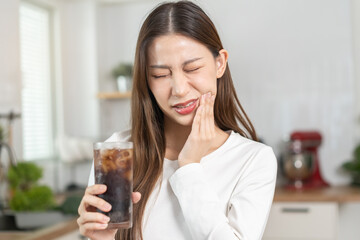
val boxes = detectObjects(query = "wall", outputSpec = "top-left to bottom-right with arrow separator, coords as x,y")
59,0 -> 100,138
97,0 -> 358,186
352,0 -> 360,141
0,0 -> 22,158
218,0 -> 355,186
338,7 -> 360,238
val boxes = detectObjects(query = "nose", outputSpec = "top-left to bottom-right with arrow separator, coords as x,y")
171,73 -> 189,97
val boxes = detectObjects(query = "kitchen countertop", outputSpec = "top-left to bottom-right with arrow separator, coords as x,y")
274,185 -> 360,202
0,218 -> 78,240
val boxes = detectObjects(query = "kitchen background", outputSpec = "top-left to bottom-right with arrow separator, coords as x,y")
2,0 -> 359,190
0,0 -> 360,239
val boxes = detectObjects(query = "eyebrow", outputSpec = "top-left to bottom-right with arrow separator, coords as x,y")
149,57 -> 203,69
183,57 -> 202,66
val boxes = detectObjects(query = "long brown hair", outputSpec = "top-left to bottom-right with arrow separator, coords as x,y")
116,1 -> 257,239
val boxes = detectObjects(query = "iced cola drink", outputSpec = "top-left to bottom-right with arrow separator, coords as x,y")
93,142 -> 133,229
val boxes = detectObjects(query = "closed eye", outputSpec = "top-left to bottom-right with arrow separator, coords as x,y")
185,67 -> 201,73
152,74 -> 168,79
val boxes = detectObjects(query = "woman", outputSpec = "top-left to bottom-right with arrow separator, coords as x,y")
77,1 -> 277,240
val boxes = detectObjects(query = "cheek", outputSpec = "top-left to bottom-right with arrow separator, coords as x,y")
192,71 -> 217,93
149,81 -> 170,104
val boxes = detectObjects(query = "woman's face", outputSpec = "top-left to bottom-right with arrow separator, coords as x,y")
147,34 -> 227,127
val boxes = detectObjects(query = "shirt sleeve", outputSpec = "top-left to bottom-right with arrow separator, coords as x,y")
168,146 -> 277,240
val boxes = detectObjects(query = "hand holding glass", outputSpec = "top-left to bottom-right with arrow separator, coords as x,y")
93,142 -> 133,229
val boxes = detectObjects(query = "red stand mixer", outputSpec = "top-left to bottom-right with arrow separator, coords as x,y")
282,131 -> 329,190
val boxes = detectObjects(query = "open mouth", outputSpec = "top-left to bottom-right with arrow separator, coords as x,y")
172,99 -> 198,115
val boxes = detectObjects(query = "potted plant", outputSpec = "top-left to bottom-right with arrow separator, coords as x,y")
7,162 -> 65,229
112,63 -> 133,93
342,144 -> 360,186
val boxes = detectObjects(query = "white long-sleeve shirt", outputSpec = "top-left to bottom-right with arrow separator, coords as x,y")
88,130 -> 277,240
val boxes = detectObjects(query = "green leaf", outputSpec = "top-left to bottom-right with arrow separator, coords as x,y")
342,161 -> 360,172
9,191 -> 30,211
7,162 -> 42,190
9,186 -> 55,212
26,186 -> 55,211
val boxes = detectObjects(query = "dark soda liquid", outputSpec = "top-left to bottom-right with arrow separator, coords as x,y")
94,147 -> 133,229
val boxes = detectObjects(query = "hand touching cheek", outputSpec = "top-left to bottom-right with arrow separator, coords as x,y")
178,92 -> 216,167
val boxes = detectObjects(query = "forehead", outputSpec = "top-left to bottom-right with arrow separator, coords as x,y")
147,34 -> 213,64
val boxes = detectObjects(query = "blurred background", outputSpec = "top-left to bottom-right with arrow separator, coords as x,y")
0,0 -> 359,239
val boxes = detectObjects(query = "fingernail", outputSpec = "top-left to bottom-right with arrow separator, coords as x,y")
103,216 -> 110,222
99,185 -> 106,191
100,223 -> 108,229
212,95 -> 215,101
207,92 -> 211,97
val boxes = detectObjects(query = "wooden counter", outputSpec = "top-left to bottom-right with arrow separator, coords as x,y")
0,218 -> 78,240
273,185 -> 360,203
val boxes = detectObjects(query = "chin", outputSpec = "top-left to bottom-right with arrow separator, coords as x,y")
167,114 -> 195,128
179,120 -> 193,127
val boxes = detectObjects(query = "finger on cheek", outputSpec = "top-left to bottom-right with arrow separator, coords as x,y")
210,94 -> 215,113
207,94 -> 212,116
207,95 -> 213,136
200,102 -> 206,136
197,105 -> 203,122
203,93 -> 207,105
210,95 -> 215,117
192,105 -> 202,134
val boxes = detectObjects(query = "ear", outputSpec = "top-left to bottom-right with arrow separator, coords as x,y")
215,49 -> 228,78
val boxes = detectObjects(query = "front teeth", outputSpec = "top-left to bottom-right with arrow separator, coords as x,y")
176,100 -> 195,109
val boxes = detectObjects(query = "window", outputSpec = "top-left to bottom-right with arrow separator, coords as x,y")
20,1 -> 55,160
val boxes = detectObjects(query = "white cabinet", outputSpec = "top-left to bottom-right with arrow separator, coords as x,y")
263,202 -> 338,240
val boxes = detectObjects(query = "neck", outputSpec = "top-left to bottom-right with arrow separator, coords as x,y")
164,121 -> 191,159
